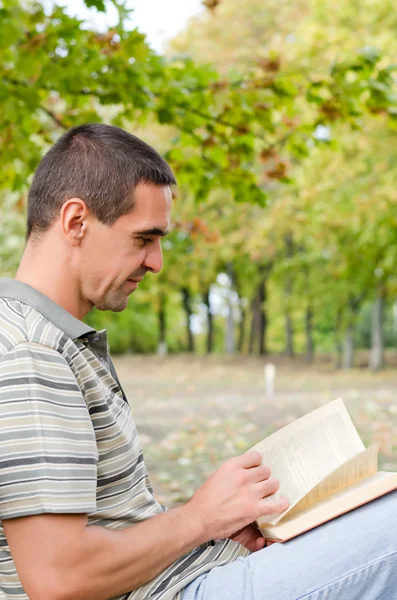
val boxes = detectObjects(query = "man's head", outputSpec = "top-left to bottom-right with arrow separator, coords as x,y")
26,123 -> 176,314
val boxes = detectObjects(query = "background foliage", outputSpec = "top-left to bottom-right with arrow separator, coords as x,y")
1,0 -> 397,368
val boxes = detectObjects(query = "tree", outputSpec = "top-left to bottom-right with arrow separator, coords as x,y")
168,0 -> 397,361
2,0 -> 397,359
2,0 -> 395,211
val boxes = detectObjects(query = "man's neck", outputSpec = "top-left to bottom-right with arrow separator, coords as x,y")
15,239 -> 88,320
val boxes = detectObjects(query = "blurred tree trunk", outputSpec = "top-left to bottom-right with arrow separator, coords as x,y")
284,312 -> 294,357
342,295 -> 363,369
203,288 -> 214,354
342,323 -> 354,369
237,302 -> 246,353
369,284 -> 385,372
248,295 -> 259,354
157,292 -> 167,354
248,266 -> 270,354
234,276 -> 246,353
258,274 -> 268,355
225,263 -> 235,354
305,304 -> 314,363
283,234 -> 294,357
181,287 -> 195,352
334,308 -> 343,368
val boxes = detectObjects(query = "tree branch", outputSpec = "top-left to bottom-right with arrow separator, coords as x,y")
39,106 -> 68,129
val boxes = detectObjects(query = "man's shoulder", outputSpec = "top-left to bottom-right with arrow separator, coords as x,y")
0,297 -> 66,358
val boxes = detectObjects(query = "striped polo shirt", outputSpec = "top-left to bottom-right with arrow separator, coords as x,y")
0,278 -> 248,600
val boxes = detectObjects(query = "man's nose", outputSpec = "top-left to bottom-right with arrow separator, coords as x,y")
144,240 -> 163,274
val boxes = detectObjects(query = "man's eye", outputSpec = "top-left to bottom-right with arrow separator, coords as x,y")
138,237 -> 153,246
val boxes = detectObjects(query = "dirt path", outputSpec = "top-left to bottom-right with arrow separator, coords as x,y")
114,354 -> 397,505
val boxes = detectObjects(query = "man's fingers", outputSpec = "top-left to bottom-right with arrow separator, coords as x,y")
259,496 -> 289,516
245,465 -> 272,483
255,477 -> 280,498
256,536 -> 266,551
236,450 -> 263,469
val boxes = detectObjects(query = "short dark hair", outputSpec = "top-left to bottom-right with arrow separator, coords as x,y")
27,123 -> 176,240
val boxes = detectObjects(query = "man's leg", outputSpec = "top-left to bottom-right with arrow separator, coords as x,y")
183,490 -> 397,599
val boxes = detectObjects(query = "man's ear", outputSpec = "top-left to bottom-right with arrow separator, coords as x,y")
60,198 -> 89,246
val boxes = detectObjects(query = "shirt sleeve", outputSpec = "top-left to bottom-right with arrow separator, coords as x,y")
0,341 -> 98,519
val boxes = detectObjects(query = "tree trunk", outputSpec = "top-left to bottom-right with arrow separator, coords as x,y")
258,277 -> 267,355
341,294 -> 366,369
342,322 -> 354,369
305,304 -> 314,363
157,293 -> 167,355
284,312 -> 294,357
181,287 -> 195,353
334,308 -> 343,369
369,286 -> 385,372
234,277 -> 246,353
249,295 -> 260,354
283,234 -> 294,357
248,267 -> 270,355
225,264 -> 235,354
237,304 -> 246,353
203,289 -> 213,354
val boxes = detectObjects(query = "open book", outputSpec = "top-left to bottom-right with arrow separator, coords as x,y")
250,398 -> 397,542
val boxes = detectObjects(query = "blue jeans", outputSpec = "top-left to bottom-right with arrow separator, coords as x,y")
182,490 -> 397,599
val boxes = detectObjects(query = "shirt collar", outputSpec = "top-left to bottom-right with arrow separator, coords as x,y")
0,278 -> 96,340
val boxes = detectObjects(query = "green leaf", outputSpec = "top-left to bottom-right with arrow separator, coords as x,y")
83,0 -> 106,11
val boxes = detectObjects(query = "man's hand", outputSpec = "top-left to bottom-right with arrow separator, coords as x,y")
229,523 -> 266,552
182,451 -> 288,543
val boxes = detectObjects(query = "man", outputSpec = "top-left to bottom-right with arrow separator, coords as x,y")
0,123 -> 396,600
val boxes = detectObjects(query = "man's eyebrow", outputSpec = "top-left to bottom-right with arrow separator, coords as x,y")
133,228 -> 169,237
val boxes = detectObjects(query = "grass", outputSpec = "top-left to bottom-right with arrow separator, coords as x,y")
114,353 -> 397,506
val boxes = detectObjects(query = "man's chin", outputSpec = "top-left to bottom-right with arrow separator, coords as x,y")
94,294 -> 130,313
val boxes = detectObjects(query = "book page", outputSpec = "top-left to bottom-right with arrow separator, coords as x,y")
260,471 -> 397,542
251,399 -> 364,525
285,444 -> 379,518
